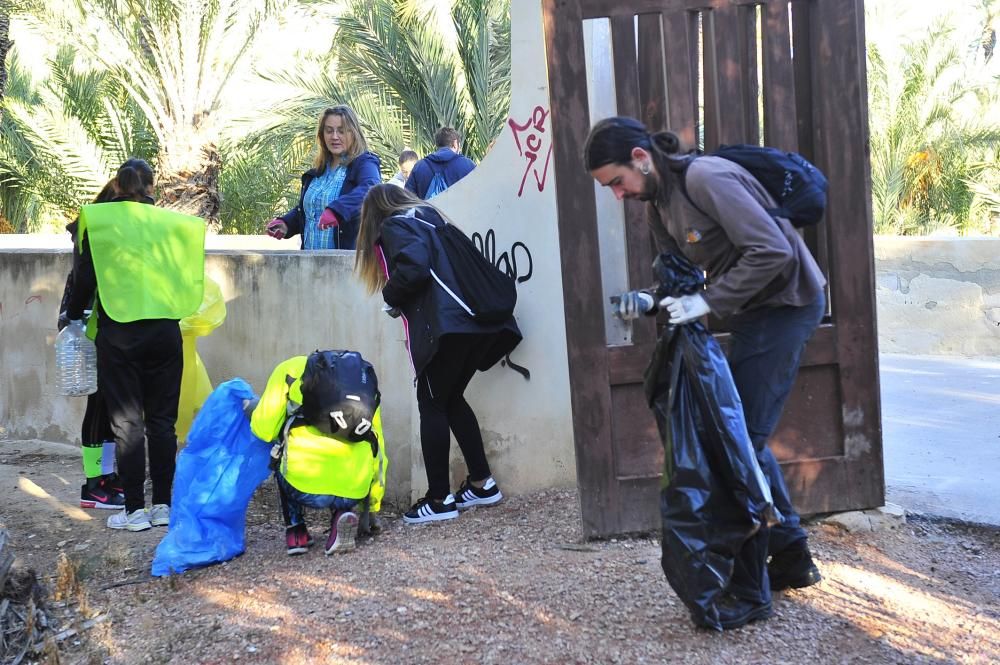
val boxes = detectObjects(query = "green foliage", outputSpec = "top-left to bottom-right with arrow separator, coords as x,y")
0,47 -> 157,231
2,0 -> 512,234
216,0 -> 512,234
868,18 -> 1000,235
2,0 -> 289,225
218,136 -> 310,235
333,0 -> 511,159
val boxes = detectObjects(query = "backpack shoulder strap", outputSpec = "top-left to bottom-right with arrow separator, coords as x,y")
268,373 -> 302,470
675,155 -> 710,219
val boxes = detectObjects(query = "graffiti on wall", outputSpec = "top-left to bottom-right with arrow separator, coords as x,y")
471,229 -> 533,285
470,229 -> 534,380
508,106 -> 553,197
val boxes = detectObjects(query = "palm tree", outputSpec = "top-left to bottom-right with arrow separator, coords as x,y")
238,0 -> 510,168
0,7 -> 10,232
218,0 -> 510,233
0,46 -> 157,232
27,0 -> 289,226
978,0 -> 998,62
332,0 -> 511,160
867,21 -> 1000,235
0,10 -> 9,114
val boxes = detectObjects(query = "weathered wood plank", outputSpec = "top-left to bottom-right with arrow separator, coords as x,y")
542,0 -> 622,538
810,0 -> 884,510
762,1 -> 798,150
582,0 -> 765,19
662,9 -> 699,148
637,13 -> 668,132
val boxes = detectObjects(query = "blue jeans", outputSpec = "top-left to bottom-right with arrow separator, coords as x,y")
727,293 -> 826,555
276,473 -> 359,527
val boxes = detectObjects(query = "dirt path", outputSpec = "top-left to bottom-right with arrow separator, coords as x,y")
1,441 -> 998,664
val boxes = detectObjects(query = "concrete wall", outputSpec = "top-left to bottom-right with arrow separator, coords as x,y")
875,237 -> 1000,356
0,242 -> 574,508
4,237 -> 999,507
0,0 -> 578,507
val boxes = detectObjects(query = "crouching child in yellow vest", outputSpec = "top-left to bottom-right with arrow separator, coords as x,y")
249,351 -> 388,555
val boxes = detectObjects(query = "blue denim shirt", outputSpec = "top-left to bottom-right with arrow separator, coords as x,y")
302,164 -> 348,250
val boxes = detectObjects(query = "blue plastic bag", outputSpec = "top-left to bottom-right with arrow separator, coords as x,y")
152,378 -> 272,576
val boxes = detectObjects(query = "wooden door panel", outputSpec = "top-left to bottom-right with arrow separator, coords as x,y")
610,384 -> 662,478
771,364 -> 846,462
544,0 -> 883,538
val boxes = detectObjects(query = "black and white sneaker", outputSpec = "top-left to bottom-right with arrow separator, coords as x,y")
403,494 -> 458,524
455,476 -> 503,510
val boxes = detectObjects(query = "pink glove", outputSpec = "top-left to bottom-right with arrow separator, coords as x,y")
266,218 -> 287,239
318,208 -> 339,230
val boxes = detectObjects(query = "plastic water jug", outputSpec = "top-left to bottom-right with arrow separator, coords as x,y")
56,320 -> 98,396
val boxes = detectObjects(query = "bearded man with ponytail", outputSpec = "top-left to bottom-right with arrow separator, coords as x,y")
584,116 -> 826,628
65,158 -> 206,532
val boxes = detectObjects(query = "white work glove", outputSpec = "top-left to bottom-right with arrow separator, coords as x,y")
612,291 -> 655,320
660,293 -> 710,325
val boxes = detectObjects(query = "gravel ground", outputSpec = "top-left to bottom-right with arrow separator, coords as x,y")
7,481 -> 996,665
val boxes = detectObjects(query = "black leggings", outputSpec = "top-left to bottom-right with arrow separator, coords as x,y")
417,334 -> 493,500
96,319 -> 182,513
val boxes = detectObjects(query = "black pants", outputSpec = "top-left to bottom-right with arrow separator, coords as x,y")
82,390 -> 114,445
723,294 -> 825,607
96,319 -> 183,513
417,334 -> 493,500
728,294 -> 826,555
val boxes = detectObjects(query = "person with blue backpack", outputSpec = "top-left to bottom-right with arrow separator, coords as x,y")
584,116 -> 828,629
405,127 -> 476,200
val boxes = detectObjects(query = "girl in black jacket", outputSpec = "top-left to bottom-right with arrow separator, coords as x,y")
355,184 -> 521,523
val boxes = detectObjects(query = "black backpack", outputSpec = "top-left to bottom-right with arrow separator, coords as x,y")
299,350 -> 380,446
435,223 -> 517,324
682,145 -> 828,228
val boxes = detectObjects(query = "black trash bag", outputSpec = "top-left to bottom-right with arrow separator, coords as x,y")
643,253 -> 780,631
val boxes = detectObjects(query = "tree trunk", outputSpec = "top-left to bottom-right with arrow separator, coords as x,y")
0,13 -> 11,233
0,12 -> 9,119
156,141 -> 222,232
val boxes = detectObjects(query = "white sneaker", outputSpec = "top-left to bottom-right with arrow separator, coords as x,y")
149,504 -> 170,527
107,508 -> 152,531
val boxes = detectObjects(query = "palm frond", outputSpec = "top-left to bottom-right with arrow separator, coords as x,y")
452,0 -> 511,158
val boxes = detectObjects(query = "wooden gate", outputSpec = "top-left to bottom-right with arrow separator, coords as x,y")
542,0 -> 883,538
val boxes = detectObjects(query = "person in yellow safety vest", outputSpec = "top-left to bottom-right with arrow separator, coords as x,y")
65,158 -> 206,533
249,355 -> 389,556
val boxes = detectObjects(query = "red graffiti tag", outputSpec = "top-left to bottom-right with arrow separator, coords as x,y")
24,295 -> 42,305
508,106 -> 554,197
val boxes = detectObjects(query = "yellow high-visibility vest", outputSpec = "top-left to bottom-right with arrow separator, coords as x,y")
78,201 -> 205,322
280,409 -> 386,499
250,357 -> 388,509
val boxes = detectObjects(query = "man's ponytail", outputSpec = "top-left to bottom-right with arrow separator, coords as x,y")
650,131 -> 681,156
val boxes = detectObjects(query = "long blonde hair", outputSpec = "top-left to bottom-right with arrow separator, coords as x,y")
355,184 -> 429,295
312,105 -> 369,171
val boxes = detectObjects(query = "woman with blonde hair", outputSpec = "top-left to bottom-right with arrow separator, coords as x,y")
355,184 -> 521,523
266,105 -> 381,249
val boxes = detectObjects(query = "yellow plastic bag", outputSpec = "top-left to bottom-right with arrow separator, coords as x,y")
177,276 -> 226,443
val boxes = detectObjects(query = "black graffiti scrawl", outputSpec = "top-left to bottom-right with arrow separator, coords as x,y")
472,229 -> 533,380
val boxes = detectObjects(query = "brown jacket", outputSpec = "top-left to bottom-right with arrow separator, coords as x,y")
647,156 -> 826,318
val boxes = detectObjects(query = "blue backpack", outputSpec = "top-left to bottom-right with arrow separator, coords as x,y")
424,165 -> 449,200
682,145 -> 828,228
